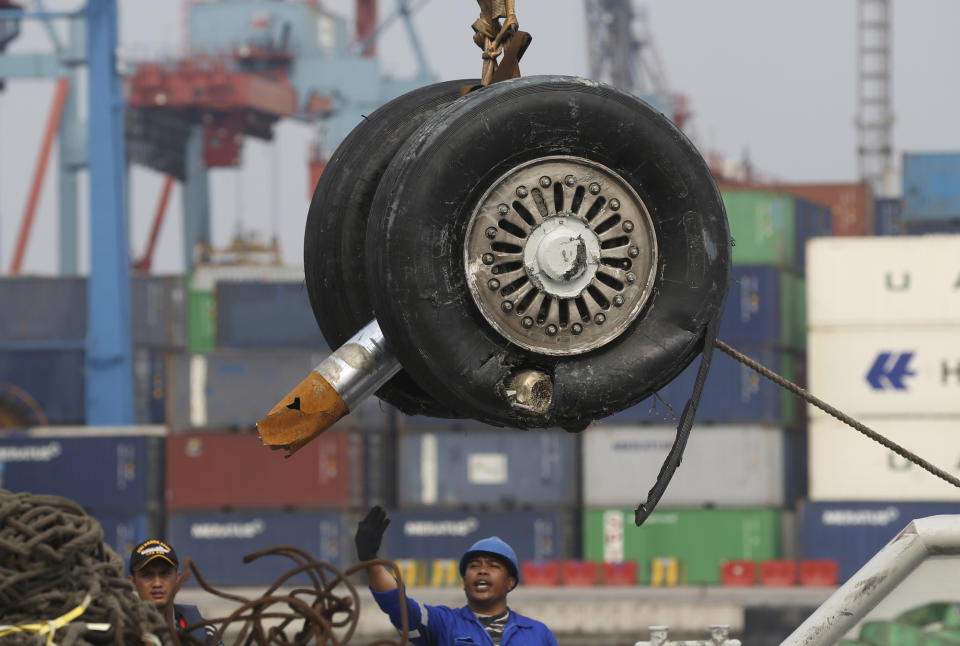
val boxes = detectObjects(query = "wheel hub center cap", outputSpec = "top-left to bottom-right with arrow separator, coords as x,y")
525,216 -> 601,298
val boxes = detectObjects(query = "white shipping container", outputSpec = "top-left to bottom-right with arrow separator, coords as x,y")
809,416 -> 960,501
809,327 -> 960,417
582,425 -> 796,507
807,236 -> 960,327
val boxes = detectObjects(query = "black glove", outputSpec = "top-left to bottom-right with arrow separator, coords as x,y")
355,505 -> 390,561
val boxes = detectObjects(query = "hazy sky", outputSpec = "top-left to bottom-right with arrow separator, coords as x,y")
1,0 -> 958,275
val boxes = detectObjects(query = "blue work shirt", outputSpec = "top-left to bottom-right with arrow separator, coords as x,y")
371,588 -> 559,646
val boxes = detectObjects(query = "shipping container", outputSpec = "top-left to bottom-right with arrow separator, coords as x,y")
807,236 -> 960,327
0,432 -> 164,513
168,510 -> 352,586
582,425 -> 805,508
397,428 -> 578,508
382,509 -> 572,563
874,198 -> 903,236
799,501 -> 959,582
903,153 -> 960,220
132,276 -> 187,348
165,349 -> 332,431
721,190 -> 831,270
133,349 -> 167,425
772,182 -> 871,237
808,327 -> 960,418
93,511 -> 163,569
165,430 -> 363,510
809,417 -> 960,501
0,277 -> 86,343
0,349 -> 85,424
186,284 -> 215,353
601,344 -> 800,426
583,508 -> 783,584
721,266 -> 805,350
215,282 -> 327,349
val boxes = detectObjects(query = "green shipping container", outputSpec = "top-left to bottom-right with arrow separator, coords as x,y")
583,508 -> 783,584
723,191 -> 797,266
187,278 -> 215,353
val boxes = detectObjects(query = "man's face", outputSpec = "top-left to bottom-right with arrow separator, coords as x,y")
462,554 -> 516,612
129,560 -> 180,609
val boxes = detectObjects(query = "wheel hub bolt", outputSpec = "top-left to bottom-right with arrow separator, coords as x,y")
610,199 -> 621,211
613,294 -> 625,307
516,186 -> 528,198
594,313 -> 606,325
488,279 -> 500,290
498,203 -> 509,214
482,253 -> 495,265
626,272 -> 637,283
622,220 -> 634,232
546,324 -> 558,336
539,176 -> 552,188
501,301 -> 514,312
485,227 -> 498,239
521,316 -> 534,329
564,175 -> 576,187
571,323 -> 583,335
628,246 -> 640,258
589,182 -> 601,195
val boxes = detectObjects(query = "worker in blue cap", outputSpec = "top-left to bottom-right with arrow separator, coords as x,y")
355,506 -> 558,645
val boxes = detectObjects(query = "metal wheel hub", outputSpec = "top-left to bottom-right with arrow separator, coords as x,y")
464,156 -> 658,356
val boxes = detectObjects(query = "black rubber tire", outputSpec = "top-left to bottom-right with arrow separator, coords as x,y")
304,79 -> 477,417
365,75 -> 730,429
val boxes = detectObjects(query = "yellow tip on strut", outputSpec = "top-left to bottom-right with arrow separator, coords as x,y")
256,371 -> 349,456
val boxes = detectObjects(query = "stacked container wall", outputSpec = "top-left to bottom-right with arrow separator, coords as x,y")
94,511 -> 164,571
721,266 -> 805,350
583,508 -> 783,584
903,153 -> 960,220
721,191 -> 798,267
133,349 -> 167,425
874,198 -> 903,236
773,182 -> 871,237
131,276 -> 187,348
168,510 -> 352,586
799,501 -> 959,582
397,428 -> 578,508
165,430 -> 363,510
0,350 -> 85,424
582,425 -> 804,508
0,277 -> 86,344
215,282 -> 328,349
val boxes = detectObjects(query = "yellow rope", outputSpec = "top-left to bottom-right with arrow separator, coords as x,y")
0,593 -> 92,645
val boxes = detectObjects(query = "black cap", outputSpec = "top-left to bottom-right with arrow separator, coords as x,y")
129,539 -> 179,574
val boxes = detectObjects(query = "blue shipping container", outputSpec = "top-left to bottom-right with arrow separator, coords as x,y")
0,350 -> 85,424
603,344 -> 800,426
93,511 -> 161,570
903,152 -> 960,220
134,349 -> 167,425
0,435 -> 163,513
215,282 -> 328,349
799,501 -> 960,582
397,429 -> 578,508
720,266 -> 802,348
794,198 -> 833,271
383,510 -> 571,563
0,278 -> 86,344
874,198 -> 903,236
132,276 -> 187,348
168,510 -> 351,587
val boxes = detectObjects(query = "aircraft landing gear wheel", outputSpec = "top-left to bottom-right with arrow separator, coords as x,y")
366,75 -> 730,429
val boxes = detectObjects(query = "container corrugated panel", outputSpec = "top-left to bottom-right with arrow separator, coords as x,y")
583,508 -> 783,584
165,430 -> 363,510
903,153 -> 960,220
168,510 -> 351,586
0,350 -> 85,424
808,327 -> 960,418
93,511 -> 163,571
215,282 -> 327,349
773,182 -> 871,237
397,428 -> 577,508
165,349 -> 331,431
874,198 -> 903,236
364,428 -> 396,509
582,425 -> 802,508
722,191 -> 798,267
0,434 -> 163,513
132,276 -> 186,348
901,221 -> 960,235
799,501 -> 959,582
383,510 -> 571,562
186,287 -> 215,353
807,236 -> 960,326
0,277 -> 86,343
721,266 -> 805,350
601,344 -> 799,426
793,197 -> 833,264
809,417 -> 960,501
133,349 -> 167,425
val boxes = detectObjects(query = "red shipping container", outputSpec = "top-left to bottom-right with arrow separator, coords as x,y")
166,430 -> 362,510
602,561 -> 638,586
561,560 -> 598,586
759,560 -> 797,586
720,560 -> 755,586
799,560 -> 838,587
522,561 -> 560,587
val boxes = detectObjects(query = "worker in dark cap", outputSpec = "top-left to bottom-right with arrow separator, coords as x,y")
128,539 -> 222,645
355,506 -> 558,645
